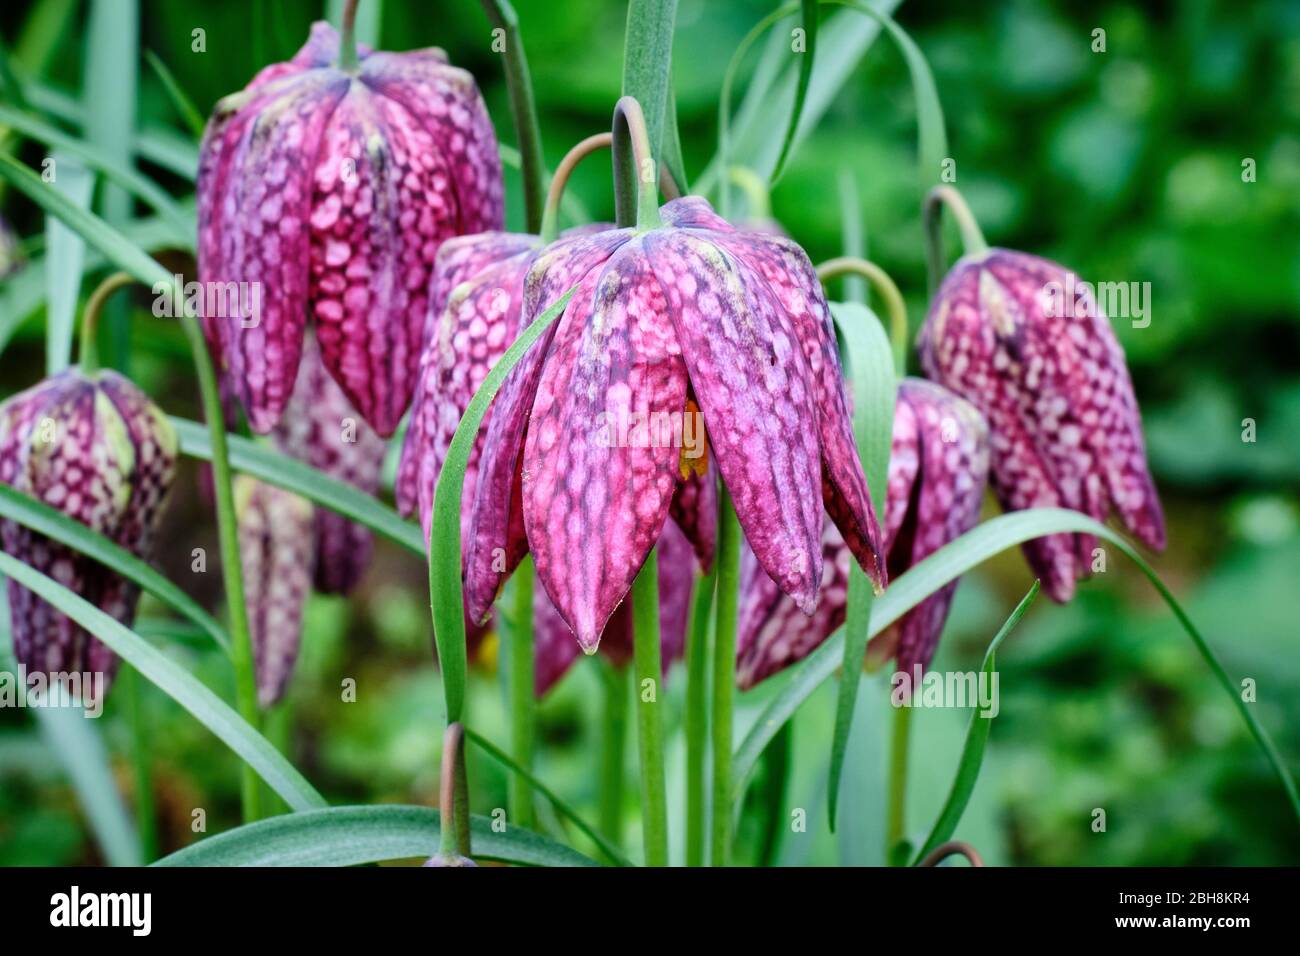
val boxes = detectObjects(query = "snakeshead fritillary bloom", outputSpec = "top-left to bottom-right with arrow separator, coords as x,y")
533,520 -> 695,695
466,196 -> 887,652
197,21 -> 504,436
0,371 -> 176,690
736,379 -> 989,689
235,476 -> 315,707
274,333 -> 386,594
918,249 -> 1165,602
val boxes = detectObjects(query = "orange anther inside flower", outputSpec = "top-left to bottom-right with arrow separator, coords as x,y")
679,398 -> 709,480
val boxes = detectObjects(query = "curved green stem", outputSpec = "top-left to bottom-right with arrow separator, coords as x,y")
611,96 -> 663,232
505,557 -> 536,829
727,166 -> 771,221
336,0 -> 361,71
885,699 -> 911,862
178,309 -> 260,822
923,184 -> 988,295
631,546 -> 668,866
710,488 -> 742,866
816,256 -> 908,375
78,271 -> 135,376
598,660 -> 629,846
684,564 -> 716,867
480,0 -> 545,232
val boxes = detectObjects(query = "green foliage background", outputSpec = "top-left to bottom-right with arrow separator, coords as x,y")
0,0 -> 1297,865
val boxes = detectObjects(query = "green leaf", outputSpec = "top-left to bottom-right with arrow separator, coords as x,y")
770,0 -> 819,184
153,805 -> 599,867
0,551 -> 328,812
464,727 -> 634,866
43,153 -> 93,375
0,104 -> 193,241
0,483 -> 229,653
170,417 -> 424,558
429,286 -> 577,724
911,581 -> 1040,863
622,0 -> 686,189
825,302 -> 896,830
731,507 -> 1300,826
143,50 -> 206,139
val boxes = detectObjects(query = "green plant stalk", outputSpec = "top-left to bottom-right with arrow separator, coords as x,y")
683,564 -> 715,867
923,184 -> 988,295
711,488 -> 742,866
816,256 -> 908,376
506,557 -> 536,829
598,660 -> 629,847
885,698 -> 912,859
178,311 -> 261,822
631,546 -> 668,866
123,665 -> 158,861
480,0 -> 545,233
337,0 -> 361,71
612,96 -> 663,231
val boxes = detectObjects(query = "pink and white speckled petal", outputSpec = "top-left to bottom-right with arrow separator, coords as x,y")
660,195 -> 737,232
646,229 -> 823,613
523,244 -> 687,651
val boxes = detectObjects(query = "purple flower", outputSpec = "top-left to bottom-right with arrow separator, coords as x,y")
197,21 -> 503,437
533,519 -> 695,695
736,379 -> 989,689
235,476 -> 314,708
0,371 -> 177,692
464,196 -> 887,652
918,249 -> 1165,601
274,332 -> 385,594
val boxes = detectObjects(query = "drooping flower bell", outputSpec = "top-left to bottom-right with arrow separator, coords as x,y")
274,332 -> 386,594
533,519 -> 696,695
235,476 -> 315,708
197,20 -> 504,437
736,378 -> 989,689
465,194 -> 887,652
0,370 -> 177,690
918,248 -> 1165,602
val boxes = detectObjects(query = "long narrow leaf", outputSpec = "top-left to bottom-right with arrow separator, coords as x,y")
621,0 -> 685,187
171,417 -> 424,557
911,581 -> 1040,862
143,50 -> 206,140
43,153 -> 93,374
153,805 -> 598,867
0,552 -> 328,812
731,507 -> 1300,826
0,483 -> 229,653
825,301 -> 896,829
770,0 -> 819,183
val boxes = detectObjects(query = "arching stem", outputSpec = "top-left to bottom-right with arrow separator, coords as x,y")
923,185 -> 988,295
611,96 -> 663,232
337,0 -> 361,71
727,166 -> 771,221
917,839 -> 984,867
816,256 -> 909,376
541,131 -> 680,242
79,271 -> 134,375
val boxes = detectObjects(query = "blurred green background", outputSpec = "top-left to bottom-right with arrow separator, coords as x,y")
1,0 -> 1297,866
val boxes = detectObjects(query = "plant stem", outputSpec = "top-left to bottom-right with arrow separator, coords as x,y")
78,271 -> 134,376
815,256 -> 909,376
480,0 -> 545,233
611,96 -> 663,232
683,564 -> 715,867
631,546 -> 668,866
123,664 -> 157,862
597,660 -> 628,846
727,165 -> 771,221
505,556 -> 536,830
177,310 -> 261,822
337,0 -> 361,71
540,133 -> 610,243
439,722 -> 471,857
886,699 -> 912,861
711,487 -> 742,866
922,184 -> 988,295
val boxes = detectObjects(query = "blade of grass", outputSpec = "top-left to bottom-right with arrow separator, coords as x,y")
143,50 -> 206,139
43,153 -> 93,374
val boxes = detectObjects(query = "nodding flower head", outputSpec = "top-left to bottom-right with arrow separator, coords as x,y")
0,370 -> 176,694
736,378 -> 989,689
460,196 -> 886,653
197,21 -> 503,437
274,333 -> 385,594
918,249 -> 1165,602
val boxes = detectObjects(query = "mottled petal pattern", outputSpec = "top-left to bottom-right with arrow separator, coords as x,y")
918,249 -> 1165,601
236,476 -> 315,707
